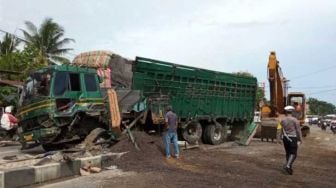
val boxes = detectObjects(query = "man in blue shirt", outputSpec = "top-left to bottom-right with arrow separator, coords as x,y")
163,106 -> 179,159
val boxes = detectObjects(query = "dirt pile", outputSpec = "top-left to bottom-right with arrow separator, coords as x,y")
110,131 -> 171,171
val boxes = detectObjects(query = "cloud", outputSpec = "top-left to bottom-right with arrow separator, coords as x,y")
1,0 -> 336,104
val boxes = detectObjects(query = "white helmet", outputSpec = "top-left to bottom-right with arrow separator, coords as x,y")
5,106 -> 13,113
284,105 -> 295,112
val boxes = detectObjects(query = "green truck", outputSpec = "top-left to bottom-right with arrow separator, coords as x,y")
17,51 -> 257,150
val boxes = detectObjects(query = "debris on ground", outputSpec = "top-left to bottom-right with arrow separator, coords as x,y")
0,130 -> 181,172
109,131 -> 187,171
178,141 -> 200,150
105,165 -> 118,170
0,140 -> 20,147
80,161 -> 102,176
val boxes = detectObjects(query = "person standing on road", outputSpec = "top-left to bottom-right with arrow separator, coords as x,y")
163,106 -> 179,159
277,105 -> 303,175
0,106 -> 18,138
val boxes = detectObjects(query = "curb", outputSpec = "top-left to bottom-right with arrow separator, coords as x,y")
0,153 -> 120,188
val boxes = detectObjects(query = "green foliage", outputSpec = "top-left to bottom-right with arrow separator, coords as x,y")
256,87 -> 265,109
233,71 -> 254,77
0,17 -> 74,80
0,86 -> 17,106
233,71 -> 264,109
21,17 -> 75,65
0,33 -> 20,55
0,46 -> 42,80
307,98 -> 336,115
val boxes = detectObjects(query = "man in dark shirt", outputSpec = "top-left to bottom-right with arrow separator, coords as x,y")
163,106 -> 179,159
277,105 -> 303,175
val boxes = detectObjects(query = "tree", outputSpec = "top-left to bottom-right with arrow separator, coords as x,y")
307,98 -> 336,115
0,33 -> 20,56
0,46 -> 41,80
0,86 -> 18,107
21,18 -> 75,65
233,71 -> 264,109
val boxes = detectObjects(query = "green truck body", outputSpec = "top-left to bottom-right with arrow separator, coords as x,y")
17,51 -> 258,149
133,56 -> 257,122
133,57 -> 257,144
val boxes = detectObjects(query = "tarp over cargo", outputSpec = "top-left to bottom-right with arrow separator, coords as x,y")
72,51 -> 133,89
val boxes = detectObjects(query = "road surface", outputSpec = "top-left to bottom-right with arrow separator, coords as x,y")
23,125 -> 336,188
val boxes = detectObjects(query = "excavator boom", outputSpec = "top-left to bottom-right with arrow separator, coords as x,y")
267,52 -> 287,115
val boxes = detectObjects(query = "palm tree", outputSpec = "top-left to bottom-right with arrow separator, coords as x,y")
0,33 -> 20,56
21,18 -> 75,65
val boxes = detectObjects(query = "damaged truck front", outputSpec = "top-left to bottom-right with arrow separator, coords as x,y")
17,65 -> 120,150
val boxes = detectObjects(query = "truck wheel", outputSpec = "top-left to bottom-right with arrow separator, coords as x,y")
84,128 -> 110,148
182,121 -> 202,144
205,124 -> 224,145
42,143 -> 65,151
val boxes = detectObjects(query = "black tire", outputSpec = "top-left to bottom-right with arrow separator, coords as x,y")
42,143 -> 65,151
204,124 -> 224,145
84,128 -> 110,148
202,125 -> 210,144
182,121 -> 202,144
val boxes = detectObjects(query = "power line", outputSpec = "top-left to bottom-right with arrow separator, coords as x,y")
290,65 -> 336,80
291,85 -> 336,89
0,28 -> 28,42
264,85 -> 331,92
1,28 -> 77,59
307,88 -> 336,95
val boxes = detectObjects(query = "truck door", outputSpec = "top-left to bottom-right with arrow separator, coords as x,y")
52,71 -> 82,111
83,73 -> 100,98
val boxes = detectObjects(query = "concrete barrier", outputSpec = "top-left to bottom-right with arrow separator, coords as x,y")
0,172 -> 4,188
0,152 -> 123,188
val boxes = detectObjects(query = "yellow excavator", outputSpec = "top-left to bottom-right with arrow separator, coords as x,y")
260,52 -> 310,141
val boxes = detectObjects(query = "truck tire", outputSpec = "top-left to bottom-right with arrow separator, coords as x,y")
182,121 -> 202,144
42,143 -> 65,151
202,125 -> 210,144
204,124 -> 224,145
84,128 -> 110,148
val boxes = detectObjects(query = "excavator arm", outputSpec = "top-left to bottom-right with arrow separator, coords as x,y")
265,52 -> 288,116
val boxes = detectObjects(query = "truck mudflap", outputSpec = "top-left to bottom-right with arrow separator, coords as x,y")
235,122 -> 259,146
20,127 -> 61,143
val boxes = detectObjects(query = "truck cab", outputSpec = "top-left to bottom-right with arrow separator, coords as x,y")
17,65 -> 107,149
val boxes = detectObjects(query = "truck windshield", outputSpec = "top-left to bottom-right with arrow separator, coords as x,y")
19,72 -> 52,105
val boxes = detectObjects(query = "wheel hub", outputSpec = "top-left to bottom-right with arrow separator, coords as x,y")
213,129 -> 222,141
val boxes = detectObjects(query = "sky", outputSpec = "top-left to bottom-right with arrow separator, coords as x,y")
1,0 -> 336,105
